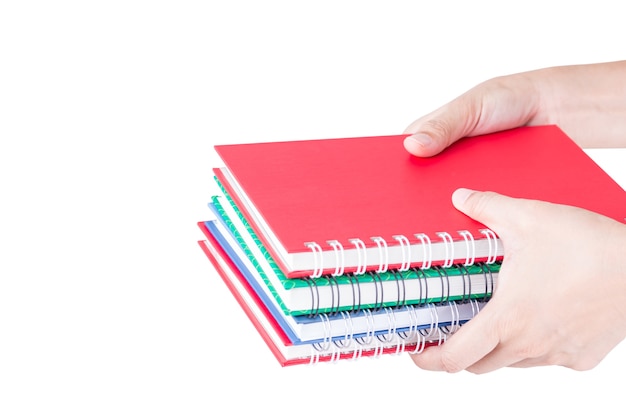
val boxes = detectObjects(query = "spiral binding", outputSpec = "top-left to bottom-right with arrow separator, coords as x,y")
415,233 -> 433,269
436,232 -> 454,268
393,234 -> 411,271
458,230 -> 476,266
389,269 -> 407,308
376,307 -> 397,343
371,236 -> 389,273
411,267 -> 428,306
455,264 -> 471,303
478,262 -> 496,302
305,229 -> 500,276
439,301 -> 460,334
349,238 -> 367,275
312,313 -> 332,352
304,241 -> 324,278
303,277 -> 320,317
357,309 -> 375,346
467,299 -> 477,318
480,228 -> 499,264
327,240 -> 345,277
302,260 -> 499,317
418,303 -> 439,338
334,311 -> 354,348
346,273 -> 361,313
367,270 -> 385,311
326,275 -> 340,315
305,299 -> 485,365
433,266 -> 451,304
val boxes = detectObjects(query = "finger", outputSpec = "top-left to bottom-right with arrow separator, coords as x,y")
409,344 -> 447,372
411,303 -> 501,372
451,188 -> 530,238
506,357 -> 550,369
403,74 -> 540,157
403,94 -> 482,157
465,344 -> 529,374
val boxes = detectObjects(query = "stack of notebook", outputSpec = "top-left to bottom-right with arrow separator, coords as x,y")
197,125 -> 626,366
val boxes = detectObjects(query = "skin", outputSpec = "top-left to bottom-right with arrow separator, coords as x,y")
403,60 -> 626,374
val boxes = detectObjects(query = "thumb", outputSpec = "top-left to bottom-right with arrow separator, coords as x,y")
451,188 -> 520,235
403,110 -> 474,158
403,73 -> 539,157
403,93 -> 483,157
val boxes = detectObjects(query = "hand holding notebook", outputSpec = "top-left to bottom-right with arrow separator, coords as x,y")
214,126 -> 624,279
205,123 -> 626,367
405,60 -> 626,373
198,60 -> 626,369
413,187 -> 626,373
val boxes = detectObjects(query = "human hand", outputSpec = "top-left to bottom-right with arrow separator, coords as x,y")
410,188 -> 626,373
403,60 -> 626,156
403,73 -> 542,157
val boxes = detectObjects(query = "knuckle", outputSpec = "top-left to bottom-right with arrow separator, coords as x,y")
562,351 -> 603,371
465,191 -> 497,218
419,118 -> 455,144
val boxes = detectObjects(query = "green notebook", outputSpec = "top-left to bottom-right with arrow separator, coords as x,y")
206,178 -> 499,316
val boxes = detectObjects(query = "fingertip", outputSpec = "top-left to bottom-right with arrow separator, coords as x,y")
403,133 -> 435,157
409,345 -> 446,372
451,188 -> 477,210
409,345 -> 466,373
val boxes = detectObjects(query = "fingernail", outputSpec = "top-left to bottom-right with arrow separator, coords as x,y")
407,133 -> 432,147
404,133 -> 432,155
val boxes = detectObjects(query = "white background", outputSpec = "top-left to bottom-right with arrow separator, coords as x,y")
1,1 -> 625,415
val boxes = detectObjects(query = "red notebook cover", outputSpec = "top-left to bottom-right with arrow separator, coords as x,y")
214,125 -> 626,278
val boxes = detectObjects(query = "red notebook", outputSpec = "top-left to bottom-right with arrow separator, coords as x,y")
213,125 -> 626,278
